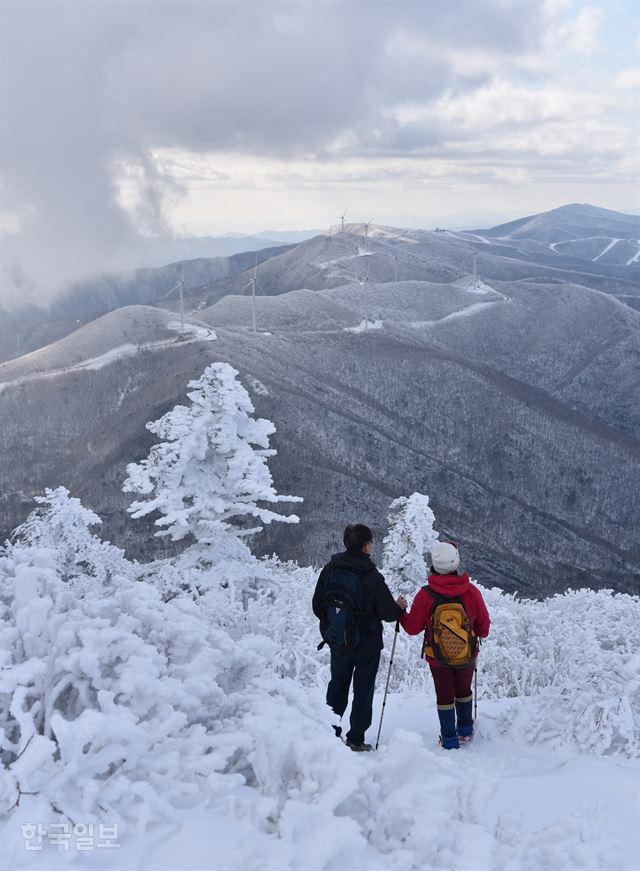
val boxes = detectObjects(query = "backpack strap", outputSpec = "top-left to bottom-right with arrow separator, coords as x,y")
421,586 -> 439,659
362,567 -> 383,632
423,585 -> 464,607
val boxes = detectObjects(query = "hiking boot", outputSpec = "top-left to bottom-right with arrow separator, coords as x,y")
346,741 -> 372,752
438,734 -> 460,750
458,731 -> 474,745
332,724 -> 343,739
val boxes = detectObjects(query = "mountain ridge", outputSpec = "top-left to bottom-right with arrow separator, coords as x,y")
1,205 -> 638,595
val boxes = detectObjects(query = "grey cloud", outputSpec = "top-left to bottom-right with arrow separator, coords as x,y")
0,0 -> 563,309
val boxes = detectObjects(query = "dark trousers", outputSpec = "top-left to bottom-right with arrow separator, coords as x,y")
327,647 -> 381,745
429,663 -> 475,706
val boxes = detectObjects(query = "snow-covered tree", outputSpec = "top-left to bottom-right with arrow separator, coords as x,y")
8,486 -> 131,587
382,492 -> 439,594
123,362 -> 302,546
0,531 -> 272,831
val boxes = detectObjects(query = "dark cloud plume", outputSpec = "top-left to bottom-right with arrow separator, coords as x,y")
1,0 -> 549,309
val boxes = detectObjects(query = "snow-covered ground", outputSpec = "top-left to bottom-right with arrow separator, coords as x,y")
7,688 -> 638,871
345,319 -> 384,333
3,536 -> 638,871
625,245 -> 640,266
409,300 -> 500,328
592,238 -> 621,262
463,279 -> 492,295
0,322 -> 216,392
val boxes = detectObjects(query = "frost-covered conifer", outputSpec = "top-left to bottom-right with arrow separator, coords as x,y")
123,362 -> 302,545
382,492 -> 439,594
8,486 -> 130,586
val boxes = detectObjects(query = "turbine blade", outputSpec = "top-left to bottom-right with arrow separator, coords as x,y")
161,283 -> 182,300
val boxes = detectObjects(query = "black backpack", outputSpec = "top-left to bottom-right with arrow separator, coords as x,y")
318,566 -> 367,650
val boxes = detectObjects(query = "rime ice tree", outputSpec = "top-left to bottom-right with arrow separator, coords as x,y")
10,486 -> 130,586
123,363 -> 302,551
382,492 -> 439,595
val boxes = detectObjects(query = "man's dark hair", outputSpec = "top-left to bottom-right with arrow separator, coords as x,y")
343,524 -> 373,552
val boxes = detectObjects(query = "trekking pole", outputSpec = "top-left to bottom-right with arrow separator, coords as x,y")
375,618 -> 400,750
474,664 -> 478,722
474,637 -> 481,723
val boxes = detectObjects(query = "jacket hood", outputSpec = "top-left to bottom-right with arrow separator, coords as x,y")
330,551 -> 376,574
427,571 -> 470,597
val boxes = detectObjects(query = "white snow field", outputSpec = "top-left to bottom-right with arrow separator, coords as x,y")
5,684 -> 638,871
2,542 -> 638,871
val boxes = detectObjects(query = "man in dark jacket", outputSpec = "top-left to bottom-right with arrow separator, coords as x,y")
312,524 -> 406,751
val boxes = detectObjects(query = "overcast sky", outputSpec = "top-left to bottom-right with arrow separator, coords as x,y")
1,0 -> 638,307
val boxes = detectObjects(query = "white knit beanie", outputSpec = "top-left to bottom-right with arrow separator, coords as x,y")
431,542 -> 460,574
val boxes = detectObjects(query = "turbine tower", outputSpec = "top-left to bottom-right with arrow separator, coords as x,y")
161,255 -> 198,334
362,218 -> 374,241
338,208 -> 348,233
473,250 -> 477,290
364,255 -> 370,330
240,258 -> 266,334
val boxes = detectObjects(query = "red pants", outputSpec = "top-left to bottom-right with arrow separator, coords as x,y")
429,663 -> 475,706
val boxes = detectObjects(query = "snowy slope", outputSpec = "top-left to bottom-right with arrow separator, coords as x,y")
2,520 -> 638,871
201,279 -> 506,335
13,690 -> 638,871
0,306 -> 215,385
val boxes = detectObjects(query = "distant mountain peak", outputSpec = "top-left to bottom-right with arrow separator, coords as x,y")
475,203 -> 639,243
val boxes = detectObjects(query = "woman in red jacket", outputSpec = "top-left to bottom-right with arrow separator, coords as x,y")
400,542 -> 490,749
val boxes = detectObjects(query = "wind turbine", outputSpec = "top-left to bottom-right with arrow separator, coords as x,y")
337,208 -> 348,233
161,255 -> 198,334
362,218 -> 374,241
240,258 -> 266,334
473,251 -> 477,289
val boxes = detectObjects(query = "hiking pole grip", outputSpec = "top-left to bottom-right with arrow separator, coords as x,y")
375,618 -> 400,750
